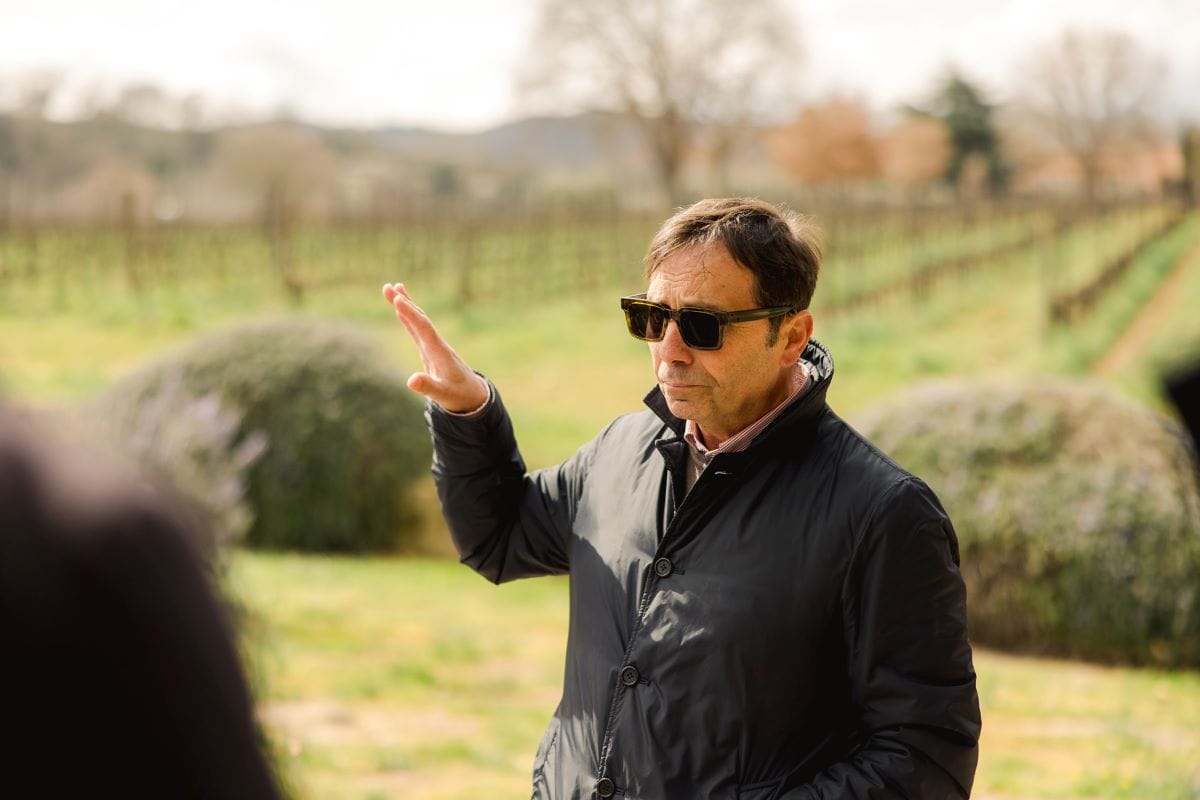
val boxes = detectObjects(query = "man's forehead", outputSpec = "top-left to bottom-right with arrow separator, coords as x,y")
648,243 -> 755,305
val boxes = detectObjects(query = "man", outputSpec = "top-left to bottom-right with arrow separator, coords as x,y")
0,403 -> 283,799
384,197 -> 981,798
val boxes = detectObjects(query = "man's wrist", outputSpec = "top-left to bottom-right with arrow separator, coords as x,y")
440,378 -> 493,419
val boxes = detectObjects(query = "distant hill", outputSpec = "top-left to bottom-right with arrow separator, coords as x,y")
372,112 -> 648,170
0,109 -> 655,182
0,109 -> 775,222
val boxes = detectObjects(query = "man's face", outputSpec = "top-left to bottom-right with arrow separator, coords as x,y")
646,243 -> 811,447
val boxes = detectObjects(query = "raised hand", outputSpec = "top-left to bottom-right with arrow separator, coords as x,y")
382,283 -> 490,413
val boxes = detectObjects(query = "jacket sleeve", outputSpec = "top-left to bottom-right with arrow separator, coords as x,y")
790,477 -> 982,799
427,379 -> 593,583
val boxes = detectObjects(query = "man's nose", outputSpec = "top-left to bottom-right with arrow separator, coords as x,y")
654,319 -> 694,363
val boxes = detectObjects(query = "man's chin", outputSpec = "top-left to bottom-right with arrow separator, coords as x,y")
663,395 -> 703,420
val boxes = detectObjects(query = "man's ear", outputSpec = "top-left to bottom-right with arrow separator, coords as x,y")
780,310 -> 813,366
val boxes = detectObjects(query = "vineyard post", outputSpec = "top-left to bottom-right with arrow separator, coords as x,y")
264,178 -> 303,304
1038,209 -> 1063,330
22,220 -> 38,282
455,204 -> 478,306
0,175 -> 9,281
1183,127 -> 1200,209
0,172 -> 9,238
574,204 -> 597,294
120,191 -> 143,291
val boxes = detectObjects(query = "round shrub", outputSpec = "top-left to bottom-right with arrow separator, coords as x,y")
853,379 -> 1200,667
92,372 -> 267,564
97,317 -> 432,553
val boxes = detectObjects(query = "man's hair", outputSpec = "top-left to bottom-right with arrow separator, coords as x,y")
643,198 -> 822,342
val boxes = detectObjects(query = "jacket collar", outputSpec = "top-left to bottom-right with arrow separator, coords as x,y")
643,339 -> 835,445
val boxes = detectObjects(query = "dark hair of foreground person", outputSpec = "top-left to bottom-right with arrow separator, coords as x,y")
0,403 -> 282,800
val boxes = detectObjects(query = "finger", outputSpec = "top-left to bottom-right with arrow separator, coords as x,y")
386,285 -> 429,335
391,294 -> 432,350
391,292 -> 448,355
391,296 -> 465,382
383,282 -> 415,306
393,306 -> 436,372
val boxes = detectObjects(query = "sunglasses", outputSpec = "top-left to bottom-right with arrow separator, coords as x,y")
620,293 -> 797,350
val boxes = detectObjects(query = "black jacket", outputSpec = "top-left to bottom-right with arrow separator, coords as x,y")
429,341 -> 981,799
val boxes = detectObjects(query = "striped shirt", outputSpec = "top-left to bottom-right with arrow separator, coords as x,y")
682,362 -> 811,494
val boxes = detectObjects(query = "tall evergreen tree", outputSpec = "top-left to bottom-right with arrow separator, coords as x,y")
918,70 -> 1007,192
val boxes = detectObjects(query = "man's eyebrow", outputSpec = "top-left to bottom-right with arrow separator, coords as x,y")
645,296 -> 730,312
684,300 -> 742,313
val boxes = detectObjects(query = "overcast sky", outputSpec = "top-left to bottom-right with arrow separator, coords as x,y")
1,0 -> 1197,131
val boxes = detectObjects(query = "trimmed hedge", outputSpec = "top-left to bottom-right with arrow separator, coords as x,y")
97,317 -> 432,553
853,379 -> 1200,667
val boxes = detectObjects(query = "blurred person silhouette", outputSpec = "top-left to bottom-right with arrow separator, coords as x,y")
0,402 -> 283,799
384,198 -> 980,799
1167,362 -> 1200,458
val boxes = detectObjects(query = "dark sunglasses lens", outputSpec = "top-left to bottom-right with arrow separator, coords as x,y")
626,302 -> 667,341
678,310 -> 722,349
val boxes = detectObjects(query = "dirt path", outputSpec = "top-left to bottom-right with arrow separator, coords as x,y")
1092,239 -> 1200,378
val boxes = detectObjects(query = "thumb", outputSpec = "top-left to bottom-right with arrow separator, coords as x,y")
407,371 -> 461,410
407,372 -> 433,395
407,370 -> 488,413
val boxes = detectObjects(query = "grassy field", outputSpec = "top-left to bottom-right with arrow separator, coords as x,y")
233,553 -> 1200,800
4,208 -> 1200,797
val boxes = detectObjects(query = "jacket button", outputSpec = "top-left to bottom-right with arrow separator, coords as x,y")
596,776 -> 616,797
620,665 -> 639,686
654,557 -> 672,577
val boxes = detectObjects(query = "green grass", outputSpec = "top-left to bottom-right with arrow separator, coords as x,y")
232,554 -> 569,799
1045,214 -> 1200,375
1132,229 -> 1200,401
232,552 -> 1200,800
816,207 -> 1056,306
817,243 -> 1049,414
1044,203 -> 1177,297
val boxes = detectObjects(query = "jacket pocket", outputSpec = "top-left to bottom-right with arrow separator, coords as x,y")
737,776 -> 783,800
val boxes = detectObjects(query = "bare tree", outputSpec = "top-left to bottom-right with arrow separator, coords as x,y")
112,83 -> 173,129
14,69 -> 63,119
1,69 -> 65,225
211,124 -> 337,301
519,0 -> 802,204
1016,27 -> 1165,204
